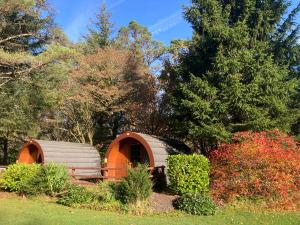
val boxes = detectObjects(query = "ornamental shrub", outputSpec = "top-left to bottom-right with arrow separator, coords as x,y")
210,129 -> 300,209
115,164 -> 152,204
22,163 -> 69,196
174,193 -> 217,215
57,184 -> 97,207
97,181 -> 116,202
0,163 -> 40,192
167,154 -> 210,195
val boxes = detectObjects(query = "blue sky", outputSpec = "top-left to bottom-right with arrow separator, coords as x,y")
50,0 -> 192,44
50,0 -> 300,45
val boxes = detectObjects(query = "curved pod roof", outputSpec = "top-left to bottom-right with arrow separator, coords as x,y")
106,132 -> 190,168
18,140 -> 101,176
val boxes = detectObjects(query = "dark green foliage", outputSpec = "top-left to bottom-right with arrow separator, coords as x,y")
115,165 -> 152,204
271,2 -> 300,77
0,163 -> 40,192
0,0 -> 54,52
161,0 -> 300,154
174,193 -> 217,216
167,154 -> 210,195
57,184 -> 97,207
97,181 -> 116,202
22,163 -> 69,196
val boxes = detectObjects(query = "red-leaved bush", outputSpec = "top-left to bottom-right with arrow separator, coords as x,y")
209,129 -> 300,210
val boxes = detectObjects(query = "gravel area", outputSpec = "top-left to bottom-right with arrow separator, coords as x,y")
149,192 -> 178,213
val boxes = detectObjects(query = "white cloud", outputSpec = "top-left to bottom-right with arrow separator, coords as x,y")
107,0 -> 126,10
65,0 -> 127,42
149,10 -> 182,36
65,14 -> 88,42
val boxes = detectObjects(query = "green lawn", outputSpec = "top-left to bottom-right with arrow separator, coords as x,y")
0,196 -> 299,225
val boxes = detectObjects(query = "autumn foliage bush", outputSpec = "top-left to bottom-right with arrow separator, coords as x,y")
209,129 -> 300,210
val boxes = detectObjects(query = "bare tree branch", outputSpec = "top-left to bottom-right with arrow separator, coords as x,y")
0,33 -> 34,44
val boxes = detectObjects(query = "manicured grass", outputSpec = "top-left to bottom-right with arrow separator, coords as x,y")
0,196 -> 299,225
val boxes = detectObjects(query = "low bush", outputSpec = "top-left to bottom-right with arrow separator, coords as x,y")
174,193 -> 217,216
97,181 -> 116,202
115,164 -> 152,204
57,184 -> 97,207
210,129 -> 300,210
0,163 -> 40,192
58,183 -> 122,212
167,154 -> 210,195
22,163 -> 69,196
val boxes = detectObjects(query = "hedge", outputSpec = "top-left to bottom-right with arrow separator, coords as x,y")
167,154 -> 210,195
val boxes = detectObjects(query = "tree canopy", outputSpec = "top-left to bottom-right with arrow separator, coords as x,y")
160,0 -> 300,153
0,0 -> 299,163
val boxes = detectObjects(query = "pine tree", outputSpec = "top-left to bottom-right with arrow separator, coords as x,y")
114,21 -> 165,69
84,3 -> 113,51
162,0 -> 300,154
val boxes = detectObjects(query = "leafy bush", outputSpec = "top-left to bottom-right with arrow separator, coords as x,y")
58,184 -> 122,212
116,164 -> 152,204
167,154 -> 210,195
210,130 -> 300,209
174,193 -> 217,215
97,181 -> 116,202
57,184 -> 97,207
22,163 -> 69,196
0,163 -> 40,192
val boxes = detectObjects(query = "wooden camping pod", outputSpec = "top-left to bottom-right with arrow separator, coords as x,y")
105,132 -> 191,179
18,140 -> 101,177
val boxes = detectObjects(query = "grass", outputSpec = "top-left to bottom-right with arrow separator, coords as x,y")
0,195 -> 299,225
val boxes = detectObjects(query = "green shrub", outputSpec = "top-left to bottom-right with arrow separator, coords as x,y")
22,163 -> 69,196
57,184 -> 97,207
167,154 -> 210,195
174,193 -> 217,215
97,181 -> 116,202
0,163 -> 40,192
116,164 -> 152,204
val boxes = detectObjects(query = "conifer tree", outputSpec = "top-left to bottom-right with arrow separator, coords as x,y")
84,3 -> 113,51
161,0 -> 300,154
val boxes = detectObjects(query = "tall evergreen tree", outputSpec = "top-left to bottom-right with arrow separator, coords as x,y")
84,3 -> 113,51
161,0 -> 300,154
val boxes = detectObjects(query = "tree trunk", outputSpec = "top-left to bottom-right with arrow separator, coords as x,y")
112,115 -> 120,139
87,129 -> 94,146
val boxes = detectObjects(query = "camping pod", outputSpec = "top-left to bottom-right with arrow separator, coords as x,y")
105,132 -> 191,180
18,140 -> 101,177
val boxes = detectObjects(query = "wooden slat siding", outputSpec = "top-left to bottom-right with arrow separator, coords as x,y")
137,133 -> 176,169
33,140 -> 101,176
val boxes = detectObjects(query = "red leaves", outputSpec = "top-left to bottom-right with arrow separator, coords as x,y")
209,129 -> 300,210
